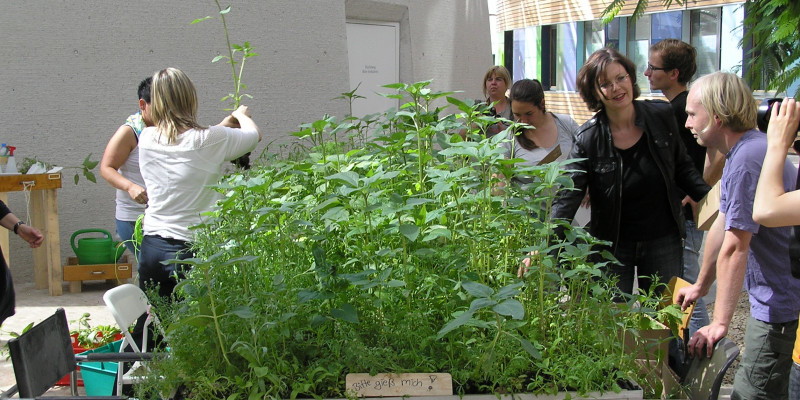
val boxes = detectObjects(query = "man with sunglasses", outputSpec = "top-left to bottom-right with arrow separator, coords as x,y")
646,39 -> 718,340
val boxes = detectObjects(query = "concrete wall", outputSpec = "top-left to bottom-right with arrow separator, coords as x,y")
0,1 -> 490,287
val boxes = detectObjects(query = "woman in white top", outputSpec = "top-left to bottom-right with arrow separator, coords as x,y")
100,77 -> 151,257
500,79 -> 578,186
138,67 -> 261,298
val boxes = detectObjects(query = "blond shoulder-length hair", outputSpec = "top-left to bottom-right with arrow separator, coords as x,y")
693,71 -> 757,132
150,67 -> 206,144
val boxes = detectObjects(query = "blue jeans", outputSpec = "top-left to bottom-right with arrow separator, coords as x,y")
731,317 -> 796,400
610,233 -> 683,297
138,235 -> 194,299
683,220 -> 710,338
115,219 -> 137,257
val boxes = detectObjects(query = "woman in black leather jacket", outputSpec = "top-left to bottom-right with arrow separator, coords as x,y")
551,48 -> 710,297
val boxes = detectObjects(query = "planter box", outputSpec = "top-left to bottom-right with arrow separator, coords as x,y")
620,323 -> 686,399
344,373 -> 642,400
77,339 -> 123,396
331,392 -> 643,400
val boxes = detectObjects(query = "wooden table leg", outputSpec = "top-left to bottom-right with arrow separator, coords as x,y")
30,190 -> 47,289
43,188 -> 61,296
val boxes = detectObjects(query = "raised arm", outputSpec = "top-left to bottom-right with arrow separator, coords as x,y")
687,225 -> 750,358
219,105 -> 262,142
753,98 -> 800,227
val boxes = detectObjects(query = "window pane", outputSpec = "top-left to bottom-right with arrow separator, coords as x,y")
652,11 -> 682,42
633,14 -> 651,40
720,4 -> 743,75
513,26 -> 539,82
627,40 -> 649,93
585,20 -> 605,59
607,18 -> 620,41
557,23 -> 577,91
627,18 -> 650,90
691,8 -> 721,79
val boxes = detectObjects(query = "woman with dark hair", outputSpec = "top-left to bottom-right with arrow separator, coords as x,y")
550,48 -> 709,296
500,79 -> 578,185
100,76 -> 152,258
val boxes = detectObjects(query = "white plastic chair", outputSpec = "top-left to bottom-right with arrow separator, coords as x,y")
103,283 -> 163,396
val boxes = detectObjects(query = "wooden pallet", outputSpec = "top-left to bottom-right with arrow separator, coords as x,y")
63,255 -> 133,293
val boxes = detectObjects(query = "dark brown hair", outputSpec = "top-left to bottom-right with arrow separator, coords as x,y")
577,47 -> 641,112
650,39 -> 697,84
509,79 -> 546,151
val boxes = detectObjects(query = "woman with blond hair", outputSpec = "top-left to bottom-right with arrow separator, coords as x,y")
478,65 -> 513,138
138,67 -> 261,298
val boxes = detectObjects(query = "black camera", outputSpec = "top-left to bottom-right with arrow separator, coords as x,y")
757,98 -> 800,153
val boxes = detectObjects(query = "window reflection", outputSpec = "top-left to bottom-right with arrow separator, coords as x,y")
691,8 -> 721,79
652,11 -> 682,42
556,23 -> 577,91
513,26 -> 539,82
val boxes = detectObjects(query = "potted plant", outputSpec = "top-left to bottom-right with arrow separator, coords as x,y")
131,80 -> 657,399
51,313 -> 124,387
69,312 -> 123,352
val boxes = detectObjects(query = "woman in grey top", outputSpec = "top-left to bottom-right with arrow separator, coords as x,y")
482,65 -> 513,137
500,79 -> 578,185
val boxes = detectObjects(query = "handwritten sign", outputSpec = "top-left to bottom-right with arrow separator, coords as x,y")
345,373 -> 452,397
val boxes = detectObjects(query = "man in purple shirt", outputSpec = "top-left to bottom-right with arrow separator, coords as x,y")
677,71 -> 800,399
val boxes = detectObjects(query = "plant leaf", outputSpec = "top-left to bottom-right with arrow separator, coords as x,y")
331,303 -> 359,323
462,280 -> 494,298
492,299 -> 524,319
399,223 -> 420,242
437,310 -> 475,339
190,16 -> 213,24
231,305 -> 255,319
518,337 -> 541,359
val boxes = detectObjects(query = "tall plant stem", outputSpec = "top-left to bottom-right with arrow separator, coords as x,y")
214,0 -> 240,108
205,269 -> 233,366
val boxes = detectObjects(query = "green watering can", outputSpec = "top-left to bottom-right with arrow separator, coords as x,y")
70,229 -> 126,265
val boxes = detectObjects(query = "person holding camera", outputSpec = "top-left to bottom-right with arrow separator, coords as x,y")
752,97 -> 800,399
677,72 -> 800,400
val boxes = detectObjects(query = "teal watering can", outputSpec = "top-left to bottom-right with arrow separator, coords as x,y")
70,229 -> 126,265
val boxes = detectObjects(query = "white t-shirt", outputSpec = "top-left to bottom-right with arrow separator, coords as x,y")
138,124 -> 259,242
116,112 -> 147,221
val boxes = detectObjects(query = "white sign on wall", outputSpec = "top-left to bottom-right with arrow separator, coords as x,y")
346,22 -> 399,118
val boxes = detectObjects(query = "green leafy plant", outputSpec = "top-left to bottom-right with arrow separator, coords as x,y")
192,2 -> 258,111
135,81 -> 645,399
18,154 -> 99,185
69,312 -> 122,350
192,2 -> 258,170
